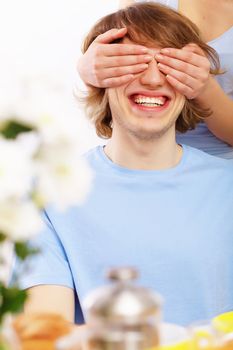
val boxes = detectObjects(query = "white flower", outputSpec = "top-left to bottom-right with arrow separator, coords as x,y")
0,200 -> 43,241
0,72 -> 94,323
0,137 -> 35,201
16,131 -> 41,158
0,241 -> 13,284
0,314 -> 21,348
35,140 -> 93,211
5,75 -> 81,144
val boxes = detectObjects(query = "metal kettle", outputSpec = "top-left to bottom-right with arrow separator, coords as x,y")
57,267 -> 162,350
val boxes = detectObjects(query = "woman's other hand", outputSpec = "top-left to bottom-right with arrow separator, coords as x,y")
77,27 -> 152,88
155,43 -> 211,100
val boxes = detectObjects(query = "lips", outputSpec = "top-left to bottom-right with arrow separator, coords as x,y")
128,91 -> 171,111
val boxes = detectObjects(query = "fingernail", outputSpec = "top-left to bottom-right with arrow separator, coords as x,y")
144,55 -> 153,61
155,54 -> 163,60
140,63 -> 149,69
160,48 -> 170,54
157,63 -> 165,69
140,47 -> 149,53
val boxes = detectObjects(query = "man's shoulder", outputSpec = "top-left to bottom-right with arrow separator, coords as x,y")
82,145 -> 102,164
82,145 -> 112,174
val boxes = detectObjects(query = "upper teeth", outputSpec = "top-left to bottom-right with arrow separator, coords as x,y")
134,96 -> 165,106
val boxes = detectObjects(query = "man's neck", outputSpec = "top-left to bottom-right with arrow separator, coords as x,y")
104,129 -> 183,171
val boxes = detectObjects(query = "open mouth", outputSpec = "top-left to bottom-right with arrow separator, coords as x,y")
129,93 -> 170,110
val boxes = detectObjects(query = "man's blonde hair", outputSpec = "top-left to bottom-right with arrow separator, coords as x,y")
81,2 -> 220,138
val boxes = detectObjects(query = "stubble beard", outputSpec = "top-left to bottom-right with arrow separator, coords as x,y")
114,113 -> 177,142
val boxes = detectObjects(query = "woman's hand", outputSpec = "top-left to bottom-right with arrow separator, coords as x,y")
77,28 -> 152,88
155,43 -> 211,99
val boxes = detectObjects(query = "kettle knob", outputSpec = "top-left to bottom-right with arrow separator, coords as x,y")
106,267 -> 138,282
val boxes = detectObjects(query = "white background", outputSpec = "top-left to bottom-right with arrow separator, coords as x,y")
0,0 -> 118,152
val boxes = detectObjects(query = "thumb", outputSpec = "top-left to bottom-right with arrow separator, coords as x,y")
94,28 -> 127,44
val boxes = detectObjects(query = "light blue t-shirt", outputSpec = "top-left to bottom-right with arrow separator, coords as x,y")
136,0 -> 233,159
15,145 -> 233,326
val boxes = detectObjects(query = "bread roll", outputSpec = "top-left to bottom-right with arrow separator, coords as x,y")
13,313 -> 73,350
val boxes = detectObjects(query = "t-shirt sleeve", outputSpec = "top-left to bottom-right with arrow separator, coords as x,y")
11,211 -> 74,290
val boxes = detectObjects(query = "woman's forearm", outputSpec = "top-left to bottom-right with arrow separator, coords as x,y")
195,77 -> 233,146
119,0 -> 134,8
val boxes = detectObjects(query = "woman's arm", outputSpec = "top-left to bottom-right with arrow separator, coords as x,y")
195,77 -> 233,146
119,0 -> 134,8
24,285 -> 75,323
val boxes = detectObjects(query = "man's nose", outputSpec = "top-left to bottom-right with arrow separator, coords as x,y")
139,58 -> 166,87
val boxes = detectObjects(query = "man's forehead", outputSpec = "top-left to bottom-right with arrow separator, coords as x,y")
122,37 -> 161,54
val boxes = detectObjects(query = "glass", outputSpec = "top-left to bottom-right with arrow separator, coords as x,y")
158,323 -> 190,350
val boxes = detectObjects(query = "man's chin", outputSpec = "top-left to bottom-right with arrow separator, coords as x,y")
128,126 -> 174,141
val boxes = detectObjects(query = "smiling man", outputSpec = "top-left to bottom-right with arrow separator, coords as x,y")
16,3 -> 233,326
105,38 -> 185,169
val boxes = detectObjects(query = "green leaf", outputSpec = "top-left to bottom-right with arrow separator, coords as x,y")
0,284 -> 27,323
14,242 -> 40,261
1,120 -> 34,139
0,342 -> 10,350
0,233 -> 6,243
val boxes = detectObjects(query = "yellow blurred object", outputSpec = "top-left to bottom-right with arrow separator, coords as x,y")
148,340 -> 191,350
159,340 -> 191,350
211,312 -> 233,350
212,312 -> 233,334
